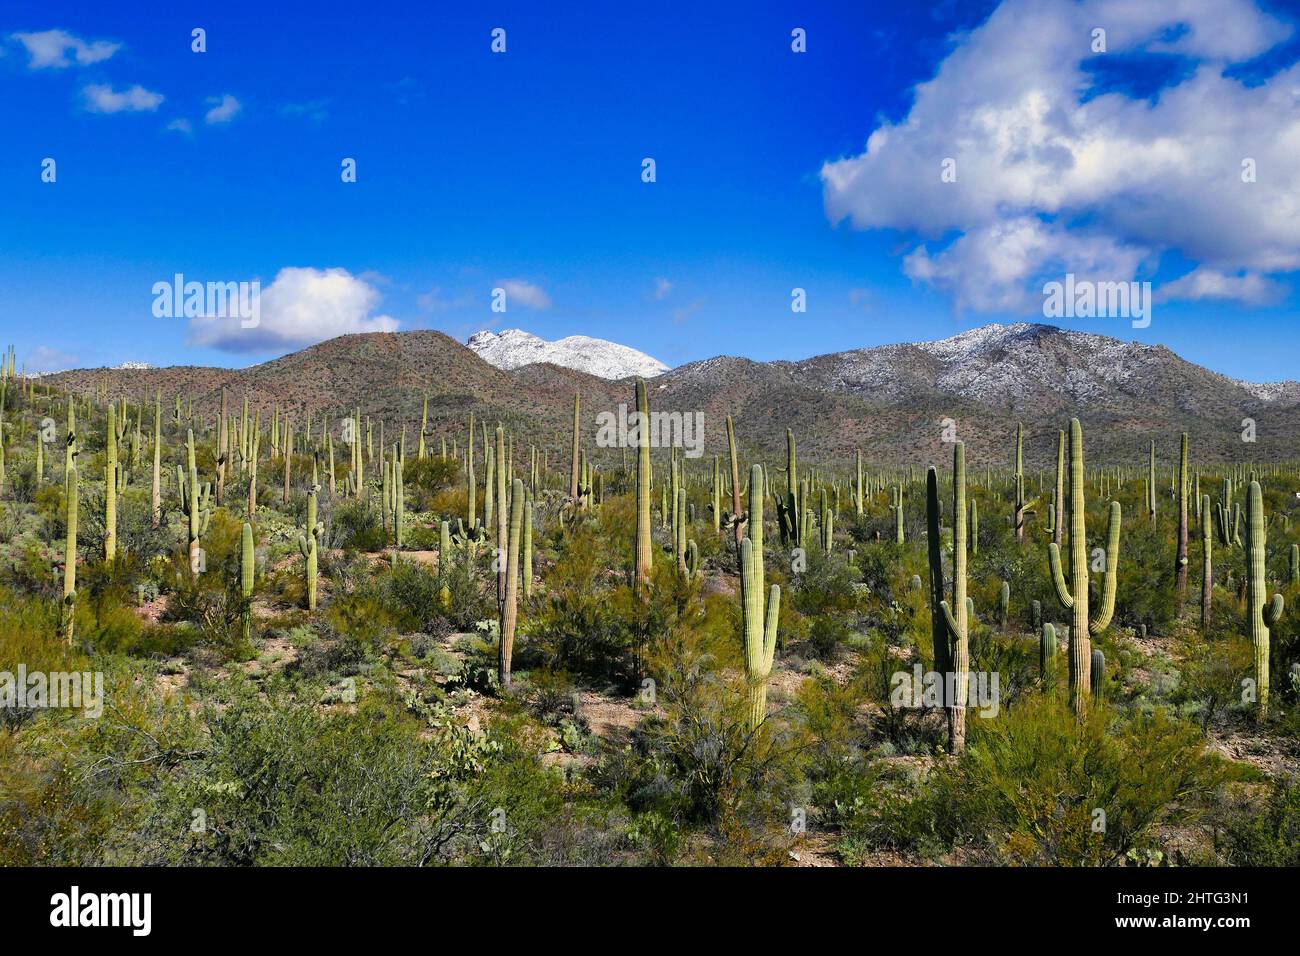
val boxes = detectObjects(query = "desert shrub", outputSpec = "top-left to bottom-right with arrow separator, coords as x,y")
330,499 -> 386,552
136,684 -> 496,865
1172,635 -> 1254,732
524,526 -> 630,681
1213,776 -> 1300,866
894,694 -> 1233,864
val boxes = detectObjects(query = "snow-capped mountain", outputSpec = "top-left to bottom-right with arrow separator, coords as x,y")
467,329 -> 669,380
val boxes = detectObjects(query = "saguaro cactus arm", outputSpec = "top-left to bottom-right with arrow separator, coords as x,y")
1089,501 -> 1122,635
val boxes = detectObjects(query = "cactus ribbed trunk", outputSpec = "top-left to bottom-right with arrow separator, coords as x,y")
726,415 -> 744,563
1200,494 -> 1212,631
634,379 -> 653,592
740,464 -> 779,733
105,403 -> 117,561
947,443 -> 968,752
569,392 -> 580,502
499,478 -> 524,688
241,522 -> 254,644
1176,433 -> 1189,603
1048,419 -> 1121,713
151,393 -> 161,528
63,464 -> 78,645
1245,481 -> 1283,713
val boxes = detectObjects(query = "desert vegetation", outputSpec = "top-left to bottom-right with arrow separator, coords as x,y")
2,352 -> 1298,867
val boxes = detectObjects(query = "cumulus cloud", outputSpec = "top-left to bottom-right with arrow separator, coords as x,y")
204,94 -> 242,124
821,0 -> 1300,310
495,279 -> 551,310
188,267 -> 398,352
83,83 -> 163,113
166,118 -> 193,135
1156,267 -> 1285,305
11,29 -> 120,68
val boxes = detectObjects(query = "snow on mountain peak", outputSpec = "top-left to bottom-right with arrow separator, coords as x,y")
467,329 -> 670,379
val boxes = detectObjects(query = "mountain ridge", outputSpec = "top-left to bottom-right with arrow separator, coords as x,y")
40,323 -> 1300,468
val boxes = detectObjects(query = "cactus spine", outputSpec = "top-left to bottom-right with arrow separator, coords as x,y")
740,464 -> 780,732
1047,418 -> 1121,711
1245,480 -> 1283,713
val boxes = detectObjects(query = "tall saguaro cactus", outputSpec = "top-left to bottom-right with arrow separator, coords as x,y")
241,522 -> 255,645
1047,418 -> 1121,711
1176,433 -> 1189,602
105,403 -> 118,561
634,379 -> 653,592
927,442 -> 970,752
151,392 -> 161,528
298,489 -> 322,611
63,464 -> 78,645
1245,480 -> 1283,713
740,463 -> 780,733
569,392 -> 581,502
499,478 -> 525,688
1201,494 -> 1213,631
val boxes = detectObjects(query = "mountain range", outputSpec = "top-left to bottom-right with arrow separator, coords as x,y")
42,323 -> 1300,469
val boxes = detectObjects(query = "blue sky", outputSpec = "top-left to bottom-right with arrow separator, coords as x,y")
4,0 -> 1300,380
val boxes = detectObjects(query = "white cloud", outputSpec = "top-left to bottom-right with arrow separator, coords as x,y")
1156,267 -> 1284,305
188,267 -> 399,352
11,29 -> 120,69
27,345 -> 79,373
204,94 -> 242,124
83,83 -> 163,113
821,0 -> 1299,310
166,118 -> 193,135
495,279 -> 551,310
653,277 -> 673,300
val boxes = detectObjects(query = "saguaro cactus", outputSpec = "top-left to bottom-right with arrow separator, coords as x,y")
926,442 -> 970,752
63,463 -> 78,645
569,392 -> 581,502
297,489 -> 322,611
1040,622 -> 1057,676
1245,480 -> 1284,713
149,393 -> 161,527
1176,433 -> 1189,602
740,462 -> 780,733
1201,494 -> 1213,630
499,478 -> 525,688
105,403 -> 118,561
179,429 -> 212,576
438,519 -> 452,607
241,522 -> 255,644
634,379 -> 653,592
1047,418 -> 1121,711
